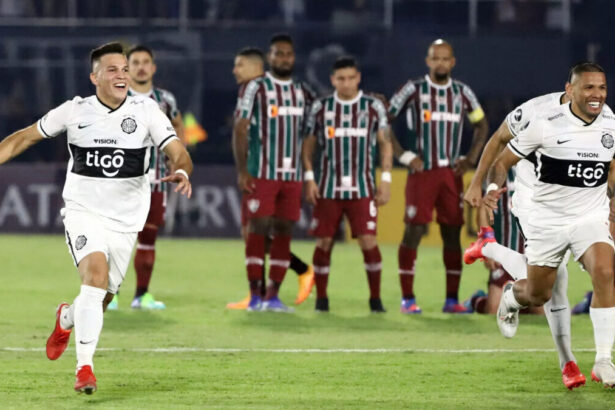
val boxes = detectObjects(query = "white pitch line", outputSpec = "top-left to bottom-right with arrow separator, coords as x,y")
0,347 -> 598,354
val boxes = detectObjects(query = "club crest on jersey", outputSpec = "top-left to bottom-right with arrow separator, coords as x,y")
248,199 -> 260,213
75,235 -> 87,250
121,117 -> 137,134
602,132 -> 614,149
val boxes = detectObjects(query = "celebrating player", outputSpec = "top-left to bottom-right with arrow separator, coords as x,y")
388,39 -> 488,314
302,56 -> 392,312
233,34 -> 315,312
0,42 -> 193,394
227,46 -> 314,309
484,63 -> 615,387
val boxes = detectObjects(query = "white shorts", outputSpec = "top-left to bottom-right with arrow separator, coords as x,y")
62,209 -> 137,294
524,214 -> 614,268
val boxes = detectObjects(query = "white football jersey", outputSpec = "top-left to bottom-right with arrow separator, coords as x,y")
507,102 -> 615,224
37,95 -> 178,232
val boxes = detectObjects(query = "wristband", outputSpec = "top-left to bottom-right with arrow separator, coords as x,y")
381,171 -> 392,183
398,151 -> 417,166
174,169 -> 189,180
486,183 -> 499,194
304,170 -> 315,181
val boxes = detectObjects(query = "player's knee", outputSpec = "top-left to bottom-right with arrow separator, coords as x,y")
357,235 -> 377,250
401,224 -> 426,248
272,218 -> 293,236
528,287 -> 551,306
440,224 -> 461,249
249,217 -> 271,235
316,237 -> 334,252
591,264 -> 614,287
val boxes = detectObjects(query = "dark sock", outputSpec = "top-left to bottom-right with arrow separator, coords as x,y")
289,252 -> 308,275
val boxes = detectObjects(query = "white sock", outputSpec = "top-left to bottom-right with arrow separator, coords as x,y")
60,303 -> 75,330
482,243 -> 528,280
74,285 -> 107,370
589,306 -> 615,362
503,284 -> 524,311
543,262 -> 575,370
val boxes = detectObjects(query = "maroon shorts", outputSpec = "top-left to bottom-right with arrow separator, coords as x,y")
404,168 -> 464,226
243,178 -> 302,222
145,191 -> 166,228
310,197 -> 377,238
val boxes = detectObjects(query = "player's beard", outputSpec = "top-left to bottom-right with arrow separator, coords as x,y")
434,72 -> 449,82
271,66 -> 293,78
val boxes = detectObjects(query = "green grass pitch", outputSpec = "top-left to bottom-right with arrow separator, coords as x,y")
0,234 -> 613,409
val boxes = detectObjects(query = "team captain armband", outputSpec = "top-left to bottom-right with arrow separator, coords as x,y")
468,107 -> 485,123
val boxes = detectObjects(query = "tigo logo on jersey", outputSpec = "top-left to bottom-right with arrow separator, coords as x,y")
567,162 -> 606,187
121,117 -> 137,134
86,149 -> 125,177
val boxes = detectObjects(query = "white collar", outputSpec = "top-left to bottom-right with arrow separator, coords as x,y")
266,71 -> 293,85
424,74 -> 452,89
334,90 -> 363,105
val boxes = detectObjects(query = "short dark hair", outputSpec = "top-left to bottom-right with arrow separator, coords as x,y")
127,45 -> 154,61
270,33 -> 293,46
332,56 -> 359,73
237,47 -> 265,64
90,42 -> 125,70
568,61 -> 605,82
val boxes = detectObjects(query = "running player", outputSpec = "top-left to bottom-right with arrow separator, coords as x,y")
484,62 -> 615,387
233,34 -> 315,312
0,42 -> 193,393
463,90 -> 588,389
105,45 -> 185,310
388,39 -> 489,313
302,56 -> 392,312
227,46 -> 314,309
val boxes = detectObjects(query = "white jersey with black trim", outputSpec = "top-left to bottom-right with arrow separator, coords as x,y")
37,95 -> 179,232
507,102 -> 615,224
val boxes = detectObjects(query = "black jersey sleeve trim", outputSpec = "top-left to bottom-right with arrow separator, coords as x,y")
508,143 -> 526,158
38,119 -> 52,138
158,135 -> 178,150
65,231 -> 79,266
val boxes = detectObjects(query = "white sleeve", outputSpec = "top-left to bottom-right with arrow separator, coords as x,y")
37,100 -> 73,138
146,100 -> 179,150
507,117 -> 543,158
505,100 -> 533,137
371,99 -> 389,130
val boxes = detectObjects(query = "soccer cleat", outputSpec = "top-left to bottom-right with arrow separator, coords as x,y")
463,289 -> 487,313
46,303 -> 72,360
74,365 -> 97,394
246,295 -> 262,311
562,361 -> 586,390
497,282 -> 519,338
315,297 -> 329,312
131,292 -> 166,310
226,294 -> 250,310
106,294 -> 118,311
571,291 -> 592,315
591,359 -> 615,387
369,298 -> 386,313
400,298 -> 422,314
464,226 -> 496,264
442,298 -> 472,314
261,296 -> 294,313
295,265 -> 315,305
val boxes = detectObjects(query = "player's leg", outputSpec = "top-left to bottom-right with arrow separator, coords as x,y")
227,197 -> 255,309
577,241 -> 615,386
399,170 -> 437,313
291,251 -> 314,305
309,198 -> 342,312
436,169 -> 469,313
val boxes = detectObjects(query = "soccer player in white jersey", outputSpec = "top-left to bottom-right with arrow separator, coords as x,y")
462,89 -> 590,389
482,62 -> 615,387
0,42 -> 193,394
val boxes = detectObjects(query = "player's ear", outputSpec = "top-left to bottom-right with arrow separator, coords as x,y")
89,72 -> 98,87
330,74 -> 336,88
152,63 -> 157,75
565,81 -> 572,96
450,56 -> 456,69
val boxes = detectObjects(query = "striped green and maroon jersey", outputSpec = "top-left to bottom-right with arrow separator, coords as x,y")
493,168 -> 523,253
388,75 -> 484,170
128,87 -> 180,192
306,91 -> 388,200
239,71 -> 315,181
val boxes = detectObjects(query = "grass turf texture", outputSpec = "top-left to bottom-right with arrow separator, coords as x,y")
0,234 -> 613,409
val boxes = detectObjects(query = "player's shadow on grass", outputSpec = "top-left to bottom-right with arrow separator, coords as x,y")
407,313 -> 549,334
103,310 -> 177,332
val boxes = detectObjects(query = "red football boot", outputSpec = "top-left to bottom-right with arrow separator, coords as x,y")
46,303 -> 71,360
74,365 -> 97,394
562,361 -> 586,390
464,226 -> 496,264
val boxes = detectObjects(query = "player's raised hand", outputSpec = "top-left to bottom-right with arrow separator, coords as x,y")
237,171 -> 254,194
305,180 -> 320,205
464,182 -> 482,208
375,181 -> 391,206
162,171 -> 192,198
